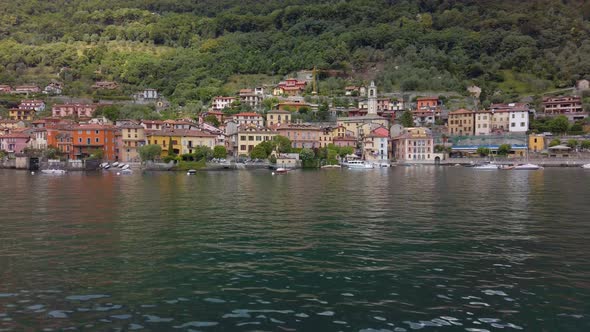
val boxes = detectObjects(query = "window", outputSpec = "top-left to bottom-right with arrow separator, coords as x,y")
521,114 -> 525,118
240,145 -> 246,151
240,136 -> 246,141
521,122 -> 525,127
79,138 -> 82,143
95,130 -> 99,134
95,138 -> 99,143
86,130 -> 90,134
87,138 -> 91,144
512,114 -> 515,118
511,123 -> 515,127
248,136 -> 254,141
256,136 -> 262,141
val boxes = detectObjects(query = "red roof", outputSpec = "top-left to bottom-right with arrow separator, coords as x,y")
0,133 -> 31,139
234,112 -> 262,117
450,109 -> 473,115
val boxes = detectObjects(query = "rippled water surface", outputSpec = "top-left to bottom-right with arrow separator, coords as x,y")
1,167 -> 589,331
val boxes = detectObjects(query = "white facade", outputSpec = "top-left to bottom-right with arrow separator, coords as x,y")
508,110 -> 529,133
212,97 -> 236,110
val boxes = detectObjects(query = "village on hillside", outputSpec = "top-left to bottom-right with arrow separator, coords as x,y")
1,75 -> 590,170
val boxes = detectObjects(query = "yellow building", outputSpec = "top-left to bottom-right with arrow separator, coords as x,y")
319,125 -> 351,147
120,124 -> 146,162
266,110 -> 291,127
180,130 -> 216,154
147,129 -> 217,156
336,115 -> 388,139
528,134 -> 547,152
234,126 -> 277,156
448,109 -> 474,136
9,108 -> 35,121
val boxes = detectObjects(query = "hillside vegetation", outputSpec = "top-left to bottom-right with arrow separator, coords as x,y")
0,0 -> 589,106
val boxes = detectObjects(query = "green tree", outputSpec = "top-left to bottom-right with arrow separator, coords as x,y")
88,149 -> 104,160
580,140 -> 590,151
566,139 -> 579,149
167,137 -> 175,156
400,110 -> 414,127
193,146 -> 213,161
497,144 -> 512,156
213,145 -> 227,159
548,138 -> 561,147
138,144 -> 162,162
204,114 -> 220,127
250,144 -> 268,159
273,135 -> 292,153
476,147 -> 490,156
317,101 -> 330,121
549,116 -> 570,134
337,146 -> 354,159
299,148 -> 315,162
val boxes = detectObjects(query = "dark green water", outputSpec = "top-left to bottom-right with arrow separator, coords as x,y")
0,167 -> 589,331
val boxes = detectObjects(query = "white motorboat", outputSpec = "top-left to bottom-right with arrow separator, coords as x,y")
473,163 -> 499,170
111,162 -> 119,167
118,163 -> 126,168
187,169 -> 197,175
99,162 -> 109,168
513,163 -> 543,170
121,164 -> 130,170
41,169 -> 67,175
343,160 -> 374,169
582,163 -> 590,169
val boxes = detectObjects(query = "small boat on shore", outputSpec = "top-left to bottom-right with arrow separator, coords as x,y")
41,169 -> 67,175
111,162 -> 119,168
513,163 -> 543,170
121,164 -> 130,170
582,163 -> 590,169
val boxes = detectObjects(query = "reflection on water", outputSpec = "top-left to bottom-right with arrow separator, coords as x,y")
0,168 -> 589,331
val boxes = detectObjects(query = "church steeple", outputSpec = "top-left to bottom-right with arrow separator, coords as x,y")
367,81 -> 377,115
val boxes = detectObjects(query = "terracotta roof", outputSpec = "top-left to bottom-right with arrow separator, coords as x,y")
234,112 -> 262,117
148,129 -> 215,138
449,109 -> 473,115
0,133 -> 31,139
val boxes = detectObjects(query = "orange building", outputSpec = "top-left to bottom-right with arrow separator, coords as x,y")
71,125 -> 118,161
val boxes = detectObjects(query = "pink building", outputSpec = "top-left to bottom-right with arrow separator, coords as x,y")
52,104 -> 98,118
0,133 -> 31,154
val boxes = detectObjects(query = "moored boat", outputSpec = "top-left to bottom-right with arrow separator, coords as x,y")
274,167 -> 289,174
186,169 -> 197,175
472,163 -> 498,170
343,160 -> 374,169
41,169 -> 67,175
582,163 -> 590,169
513,163 -> 543,170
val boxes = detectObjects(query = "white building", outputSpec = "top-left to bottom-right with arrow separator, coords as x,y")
507,110 -> 529,133
212,96 -> 236,110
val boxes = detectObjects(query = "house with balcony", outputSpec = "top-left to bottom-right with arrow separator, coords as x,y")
542,96 -> 587,121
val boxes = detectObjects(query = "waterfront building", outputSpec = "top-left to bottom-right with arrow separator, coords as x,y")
363,126 -> 390,163
276,124 -> 321,149
448,109 -> 474,136
71,125 -> 118,161
230,125 -> 277,156
120,124 -> 146,162
392,127 -> 440,163
31,128 -> 48,150
0,133 -> 31,154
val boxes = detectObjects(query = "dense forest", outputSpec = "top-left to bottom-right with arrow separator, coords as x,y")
0,0 -> 589,106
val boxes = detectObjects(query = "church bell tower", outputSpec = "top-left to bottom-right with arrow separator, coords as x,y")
367,81 -> 377,115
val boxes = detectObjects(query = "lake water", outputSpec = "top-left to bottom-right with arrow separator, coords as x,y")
0,167 -> 589,331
